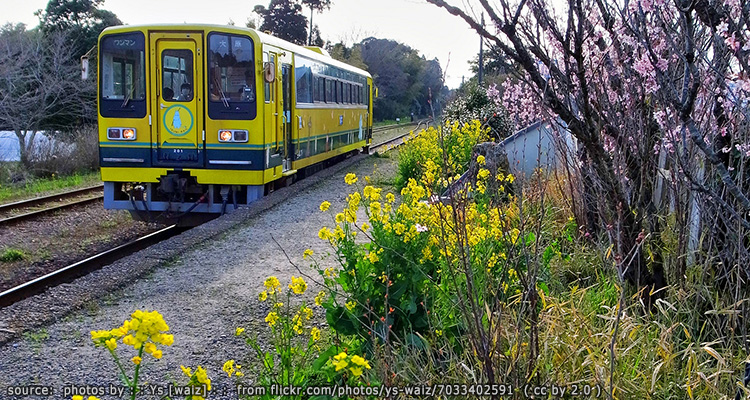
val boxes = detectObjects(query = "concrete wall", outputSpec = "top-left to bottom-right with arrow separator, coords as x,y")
499,120 -> 576,180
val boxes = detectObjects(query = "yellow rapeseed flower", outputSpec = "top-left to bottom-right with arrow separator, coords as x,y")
386,193 -> 395,203
333,352 -> 349,371
105,338 -> 117,351
344,173 -> 358,185
264,276 -> 281,292
235,327 -> 245,336
181,365 -> 193,377
318,227 -> 332,240
366,251 -> 379,263
265,312 -> 279,327
314,291 -> 326,306
132,356 -> 142,365
319,201 -> 331,211
345,301 -> 356,311
310,327 -> 321,341
303,249 -> 314,259
289,276 -> 308,294
477,155 -> 486,165
195,366 -> 212,391
222,360 -> 236,377
301,306 -> 313,320
258,291 -> 268,302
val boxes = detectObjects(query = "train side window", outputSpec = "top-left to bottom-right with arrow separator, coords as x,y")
325,79 -> 332,103
337,81 -> 343,103
295,58 -> 313,104
317,76 -> 325,103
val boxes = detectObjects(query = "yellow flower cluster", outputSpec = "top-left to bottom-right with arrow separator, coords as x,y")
222,359 -> 244,377
314,290 -> 327,306
289,276 -> 308,294
90,309 -> 173,361
264,276 -> 281,293
320,200 -> 331,211
303,249 -> 314,259
265,311 -> 279,327
180,365 -> 212,399
345,173 -> 358,185
332,351 -> 371,377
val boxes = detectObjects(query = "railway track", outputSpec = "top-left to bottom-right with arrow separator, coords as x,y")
0,122 -> 425,309
0,225 -> 184,308
0,185 -> 104,226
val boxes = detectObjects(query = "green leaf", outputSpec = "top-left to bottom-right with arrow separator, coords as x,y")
264,352 -> 274,370
538,281 -> 549,295
312,345 -> 338,370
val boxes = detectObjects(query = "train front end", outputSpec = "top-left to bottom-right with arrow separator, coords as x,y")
97,25 -> 268,225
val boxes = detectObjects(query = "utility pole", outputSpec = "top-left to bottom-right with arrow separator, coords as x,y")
478,13 -> 484,86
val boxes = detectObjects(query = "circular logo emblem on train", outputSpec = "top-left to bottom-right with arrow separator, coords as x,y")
162,105 -> 194,137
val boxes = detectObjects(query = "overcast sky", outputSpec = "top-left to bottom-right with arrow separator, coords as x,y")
2,0 -> 482,88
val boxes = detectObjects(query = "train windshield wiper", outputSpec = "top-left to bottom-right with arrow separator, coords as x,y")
214,77 -> 230,109
121,86 -> 133,108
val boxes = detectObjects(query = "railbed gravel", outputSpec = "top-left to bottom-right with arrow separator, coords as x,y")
0,152 -> 397,400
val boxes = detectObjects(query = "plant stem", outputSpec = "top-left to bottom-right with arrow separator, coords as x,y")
131,346 -> 145,400
108,349 -> 133,387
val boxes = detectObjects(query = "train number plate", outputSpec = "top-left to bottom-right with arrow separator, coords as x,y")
159,149 -> 199,162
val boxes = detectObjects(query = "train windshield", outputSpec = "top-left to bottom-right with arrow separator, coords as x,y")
99,32 -> 146,118
208,33 -> 256,120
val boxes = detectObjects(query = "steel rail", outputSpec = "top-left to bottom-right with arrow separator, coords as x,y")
0,195 -> 104,226
0,184 -> 104,214
0,225 -> 184,308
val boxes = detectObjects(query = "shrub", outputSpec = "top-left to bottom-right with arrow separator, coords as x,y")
28,125 -> 99,178
443,83 -> 514,141
395,120 -> 489,190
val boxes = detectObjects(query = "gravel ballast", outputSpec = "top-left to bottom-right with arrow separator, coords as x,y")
0,152 -> 397,399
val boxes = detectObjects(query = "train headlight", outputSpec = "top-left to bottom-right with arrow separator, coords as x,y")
108,127 -> 136,140
122,128 -> 136,140
219,130 -> 233,142
218,130 -> 248,143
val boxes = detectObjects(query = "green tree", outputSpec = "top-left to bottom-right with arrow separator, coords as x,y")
36,0 -> 121,59
300,0 -> 330,45
254,0 -> 308,45
359,38 -> 447,121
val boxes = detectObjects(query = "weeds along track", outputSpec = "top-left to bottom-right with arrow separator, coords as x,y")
0,185 -> 104,226
0,123 -> 423,309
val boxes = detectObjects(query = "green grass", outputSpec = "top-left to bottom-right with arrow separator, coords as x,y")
0,169 -> 101,203
374,118 -> 415,127
0,248 -> 26,262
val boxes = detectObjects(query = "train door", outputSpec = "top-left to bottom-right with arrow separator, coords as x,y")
150,32 -> 204,168
281,63 -> 292,171
264,51 -> 281,169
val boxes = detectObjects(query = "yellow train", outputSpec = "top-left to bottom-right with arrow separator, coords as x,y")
98,24 -> 373,223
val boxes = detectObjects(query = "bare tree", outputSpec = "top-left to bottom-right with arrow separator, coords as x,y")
0,24 -> 92,168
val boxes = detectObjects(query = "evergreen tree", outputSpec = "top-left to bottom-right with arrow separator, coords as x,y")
254,0 -> 308,45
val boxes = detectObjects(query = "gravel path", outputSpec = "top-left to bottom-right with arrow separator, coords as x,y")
0,152 -> 397,400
